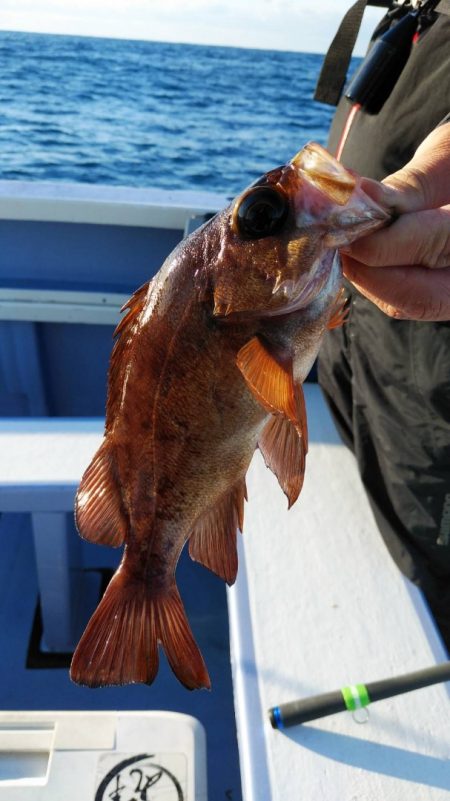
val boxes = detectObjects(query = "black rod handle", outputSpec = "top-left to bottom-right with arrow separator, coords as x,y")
345,11 -> 418,113
269,661 -> 450,729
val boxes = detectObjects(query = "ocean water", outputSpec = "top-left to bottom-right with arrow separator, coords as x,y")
0,31 -> 337,195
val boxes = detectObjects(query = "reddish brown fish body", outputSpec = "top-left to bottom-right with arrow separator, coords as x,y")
71,144 -> 390,689
115,281 -> 262,574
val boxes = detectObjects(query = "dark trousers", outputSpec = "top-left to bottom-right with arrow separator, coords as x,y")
318,287 -> 450,652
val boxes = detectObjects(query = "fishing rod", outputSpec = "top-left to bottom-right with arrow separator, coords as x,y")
268,661 -> 450,729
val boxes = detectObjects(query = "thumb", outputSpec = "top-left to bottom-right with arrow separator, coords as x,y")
359,122 -> 450,215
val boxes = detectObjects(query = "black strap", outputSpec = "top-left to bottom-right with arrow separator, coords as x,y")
314,0 -> 450,107
314,0 -> 378,106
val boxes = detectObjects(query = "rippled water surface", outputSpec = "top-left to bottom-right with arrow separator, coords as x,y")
0,31 -> 336,194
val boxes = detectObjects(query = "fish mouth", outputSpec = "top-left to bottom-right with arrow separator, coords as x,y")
290,143 -> 357,206
289,142 -> 391,247
265,142 -> 390,317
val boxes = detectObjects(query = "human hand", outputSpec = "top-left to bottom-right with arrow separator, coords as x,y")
340,123 -> 450,321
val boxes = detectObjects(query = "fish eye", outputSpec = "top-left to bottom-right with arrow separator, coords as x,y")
233,186 -> 288,240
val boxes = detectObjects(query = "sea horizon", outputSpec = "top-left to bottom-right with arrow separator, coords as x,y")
0,30 -> 353,194
0,26 -> 329,58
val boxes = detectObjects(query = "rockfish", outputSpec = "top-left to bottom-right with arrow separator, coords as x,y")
71,144 -> 390,690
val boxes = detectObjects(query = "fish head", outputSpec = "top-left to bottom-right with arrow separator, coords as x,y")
210,142 -> 391,318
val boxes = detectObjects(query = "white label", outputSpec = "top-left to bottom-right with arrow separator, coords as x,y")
94,752 -> 187,801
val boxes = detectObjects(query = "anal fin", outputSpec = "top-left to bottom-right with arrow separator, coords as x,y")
295,381 -> 309,451
189,478 -> 247,585
75,438 -> 126,547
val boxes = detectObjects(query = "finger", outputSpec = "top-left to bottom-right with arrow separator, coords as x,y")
360,122 -> 450,215
341,206 -> 450,269
343,257 -> 450,321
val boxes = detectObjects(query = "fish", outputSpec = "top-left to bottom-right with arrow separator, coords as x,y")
70,143 -> 390,690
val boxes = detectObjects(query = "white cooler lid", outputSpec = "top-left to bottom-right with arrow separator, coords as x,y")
0,710 -> 207,801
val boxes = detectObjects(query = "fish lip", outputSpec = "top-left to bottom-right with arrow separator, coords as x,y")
289,141 -> 392,246
323,202 -> 391,247
290,142 -> 355,184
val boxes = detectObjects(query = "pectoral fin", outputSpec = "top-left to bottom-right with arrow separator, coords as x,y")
327,288 -> 349,330
258,383 -> 308,508
236,336 -> 297,423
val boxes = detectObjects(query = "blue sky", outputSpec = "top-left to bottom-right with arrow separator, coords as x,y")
0,1 -> 384,54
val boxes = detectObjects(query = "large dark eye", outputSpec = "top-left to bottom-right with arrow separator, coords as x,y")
233,186 -> 288,240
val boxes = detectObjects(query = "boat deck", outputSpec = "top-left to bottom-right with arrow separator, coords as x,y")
0,181 -> 449,799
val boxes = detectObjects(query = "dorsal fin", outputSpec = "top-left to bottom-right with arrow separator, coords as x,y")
75,438 -> 127,546
106,281 -> 151,430
76,287 -> 151,546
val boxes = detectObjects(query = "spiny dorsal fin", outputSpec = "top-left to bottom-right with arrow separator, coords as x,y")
236,336 -> 297,423
106,281 -> 151,430
258,383 -> 308,508
189,478 -> 247,585
75,438 -> 127,547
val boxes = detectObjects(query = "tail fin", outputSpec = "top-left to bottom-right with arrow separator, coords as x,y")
70,568 -> 211,690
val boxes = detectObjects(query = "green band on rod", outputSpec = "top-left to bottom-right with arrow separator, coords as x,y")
341,683 -> 371,711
